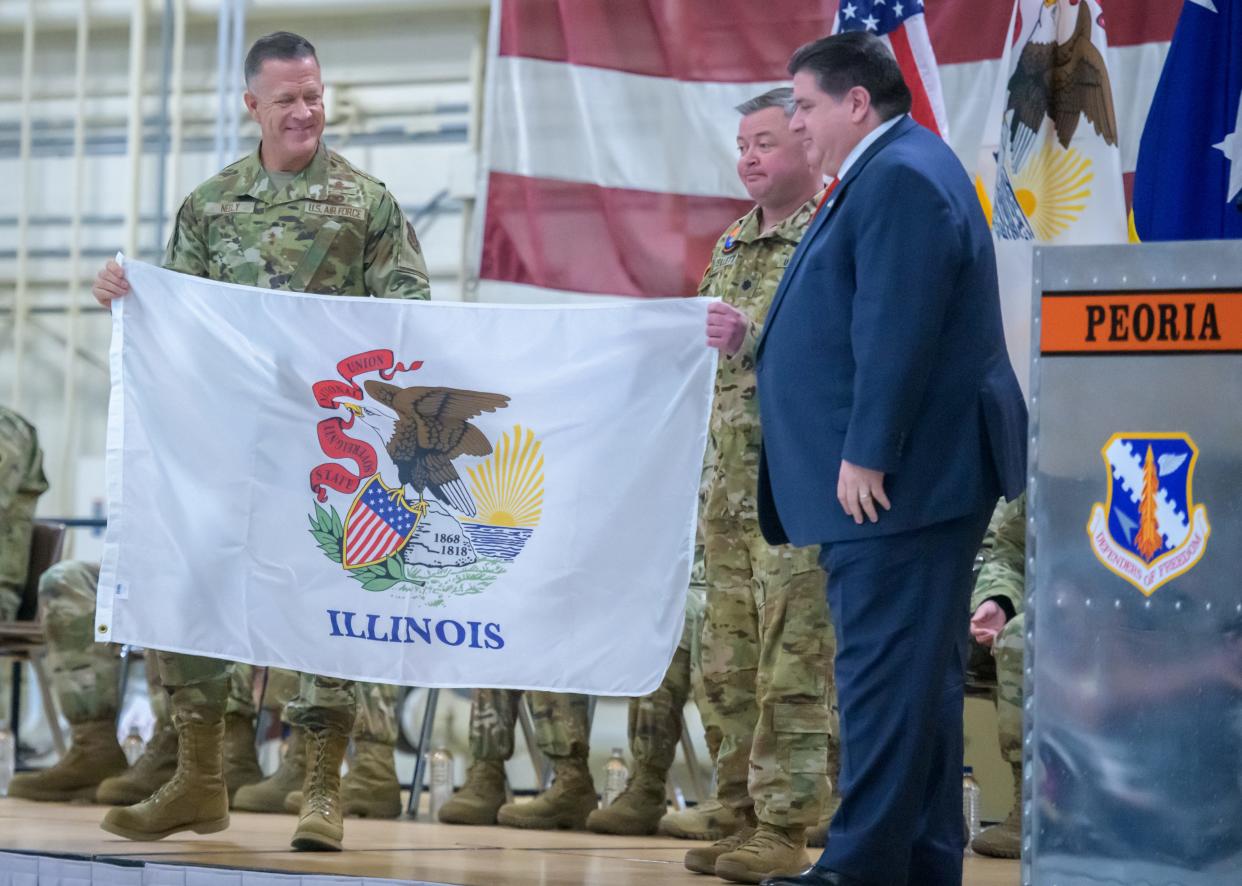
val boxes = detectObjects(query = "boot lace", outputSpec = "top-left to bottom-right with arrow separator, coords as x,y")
304,732 -> 339,819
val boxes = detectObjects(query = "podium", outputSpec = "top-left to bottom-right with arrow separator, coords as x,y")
1026,241 -> 1242,884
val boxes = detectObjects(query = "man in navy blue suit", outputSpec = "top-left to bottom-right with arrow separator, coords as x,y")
707,32 -> 1027,886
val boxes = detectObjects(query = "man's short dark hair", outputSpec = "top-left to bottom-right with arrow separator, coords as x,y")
787,32 -> 912,121
244,32 -> 318,86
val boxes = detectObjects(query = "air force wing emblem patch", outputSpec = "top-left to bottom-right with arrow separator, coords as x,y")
1087,432 -> 1210,596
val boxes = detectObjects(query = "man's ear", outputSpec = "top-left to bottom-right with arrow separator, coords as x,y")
849,86 -> 872,123
243,90 -> 260,123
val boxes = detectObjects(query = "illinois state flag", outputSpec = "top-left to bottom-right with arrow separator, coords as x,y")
977,0 -> 1128,244
95,259 -> 716,696
1132,0 -> 1242,240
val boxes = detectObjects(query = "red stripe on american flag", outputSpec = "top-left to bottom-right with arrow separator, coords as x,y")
499,1 -> 1175,79
479,172 -> 752,298
499,0 -> 835,81
350,511 -> 386,559
886,26 -> 939,136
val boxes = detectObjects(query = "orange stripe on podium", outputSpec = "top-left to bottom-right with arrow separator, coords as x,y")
1041,291 -> 1242,355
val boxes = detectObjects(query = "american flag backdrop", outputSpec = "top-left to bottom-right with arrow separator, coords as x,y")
834,0 -> 948,138
473,0 -> 1180,306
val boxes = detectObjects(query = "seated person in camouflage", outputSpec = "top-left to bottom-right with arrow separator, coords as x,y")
694,88 -> 840,884
8,560 -> 264,803
438,689 -> 596,830
0,406 -> 48,622
90,31 -> 429,852
967,495 -> 1026,859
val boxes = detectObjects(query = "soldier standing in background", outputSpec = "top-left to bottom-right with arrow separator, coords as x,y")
438,689 -> 597,829
586,549 -> 714,836
968,495 -> 1026,859
697,88 -> 839,885
90,31 -> 429,852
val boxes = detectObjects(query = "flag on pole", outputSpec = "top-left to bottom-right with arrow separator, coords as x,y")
95,259 -> 716,696
976,0 -> 1128,245
1132,0 -> 1242,241
833,0 -> 949,138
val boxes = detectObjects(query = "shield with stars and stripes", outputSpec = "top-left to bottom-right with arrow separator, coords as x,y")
341,476 -> 424,569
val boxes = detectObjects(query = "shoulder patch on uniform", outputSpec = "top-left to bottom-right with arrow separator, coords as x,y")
306,202 -> 366,221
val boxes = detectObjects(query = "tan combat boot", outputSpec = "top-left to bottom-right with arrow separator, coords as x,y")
96,722 -> 179,806
7,719 -> 127,802
232,727 -> 307,813
972,762 -> 1022,859
100,715 -> 229,840
290,729 -> 350,851
586,763 -> 667,835
684,825 -> 757,874
714,822 -> 810,883
659,796 -> 749,841
339,739 -> 402,818
496,756 -> 597,830
437,759 -> 507,824
222,713 -> 263,801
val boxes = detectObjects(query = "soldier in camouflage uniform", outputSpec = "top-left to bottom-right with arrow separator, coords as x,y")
92,32 -> 429,853
0,407 -> 48,769
0,407 -> 48,622
9,559 -> 268,805
968,494 -> 1026,859
438,689 -> 597,829
692,88 -> 839,885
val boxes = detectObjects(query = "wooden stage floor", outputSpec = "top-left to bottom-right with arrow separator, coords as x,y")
0,796 -> 1020,885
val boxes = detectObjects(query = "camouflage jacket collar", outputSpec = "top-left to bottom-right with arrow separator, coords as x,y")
236,142 -> 331,204
733,190 -> 826,246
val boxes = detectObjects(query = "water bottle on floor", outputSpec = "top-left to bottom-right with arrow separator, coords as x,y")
962,766 -> 981,855
428,747 -> 454,820
0,726 -> 14,796
122,726 -> 146,767
601,748 -> 628,807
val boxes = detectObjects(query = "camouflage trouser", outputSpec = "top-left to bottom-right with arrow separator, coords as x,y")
628,586 -> 710,772
995,612 -> 1024,765
469,688 -> 590,762
701,517 -> 838,829
352,681 -> 399,744
258,668 -> 396,744
39,560 -> 120,723
158,652 -> 356,736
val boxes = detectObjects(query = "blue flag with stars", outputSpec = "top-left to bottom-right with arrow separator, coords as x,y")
837,0 -> 925,35
1132,0 -> 1242,240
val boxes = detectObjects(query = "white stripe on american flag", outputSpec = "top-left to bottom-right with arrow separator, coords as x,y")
484,48 -> 1166,206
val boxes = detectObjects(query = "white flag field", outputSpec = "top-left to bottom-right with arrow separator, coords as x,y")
96,259 -> 716,696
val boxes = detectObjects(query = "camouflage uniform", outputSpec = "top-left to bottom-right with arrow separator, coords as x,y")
468,689 -> 589,763
157,141 -> 430,735
0,406 -> 48,620
969,494 -> 1026,859
696,194 -> 838,832
970,495 -> 1026,765
101,142 -> 428,847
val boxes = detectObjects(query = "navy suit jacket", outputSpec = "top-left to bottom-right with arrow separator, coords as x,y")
755,116 -> 1027,547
